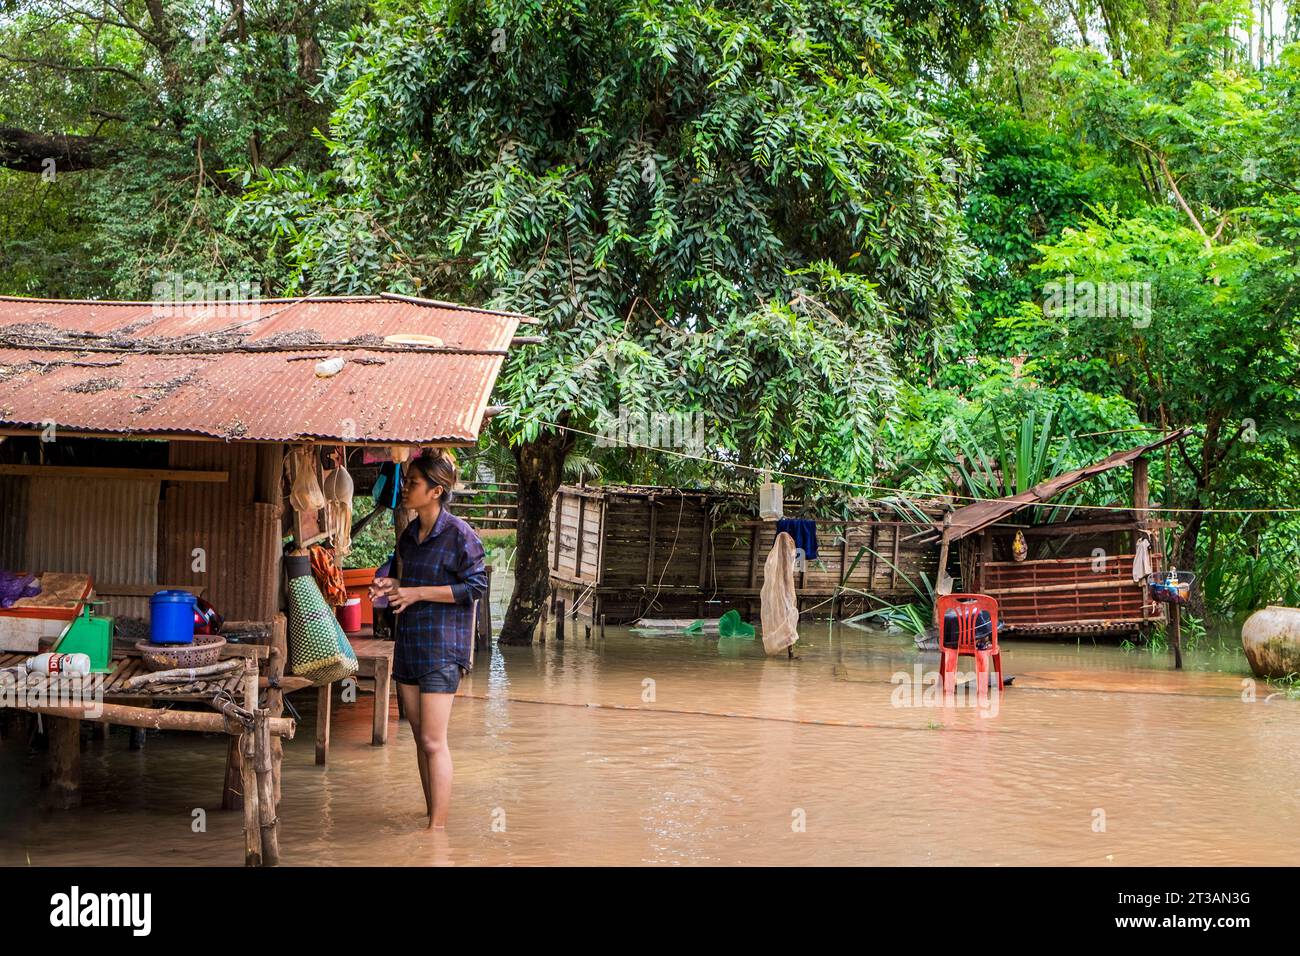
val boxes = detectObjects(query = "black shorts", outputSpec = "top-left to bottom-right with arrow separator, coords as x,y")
395,662 -> 466,694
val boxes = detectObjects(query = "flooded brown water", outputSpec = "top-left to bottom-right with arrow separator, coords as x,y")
2,583 -> 1298,866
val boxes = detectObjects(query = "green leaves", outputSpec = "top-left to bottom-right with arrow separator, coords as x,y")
229,0 -> 973,492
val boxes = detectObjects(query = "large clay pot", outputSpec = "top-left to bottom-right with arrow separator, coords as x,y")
1241,606 -> 1300,679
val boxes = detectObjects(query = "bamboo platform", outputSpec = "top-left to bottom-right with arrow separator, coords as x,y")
0,622 -> 296,866
0,651 -> 247,701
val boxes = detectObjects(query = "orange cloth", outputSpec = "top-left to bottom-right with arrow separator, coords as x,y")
309,545 -> 349,607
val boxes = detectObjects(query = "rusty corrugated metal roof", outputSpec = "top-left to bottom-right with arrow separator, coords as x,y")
938,429 -> 1192,542
0,295 -> 531,443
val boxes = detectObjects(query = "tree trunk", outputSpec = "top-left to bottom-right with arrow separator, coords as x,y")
0,127 -> 113,172
498,428 -> 574,645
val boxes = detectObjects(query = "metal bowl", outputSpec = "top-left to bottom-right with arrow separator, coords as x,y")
135,633 -> 227,671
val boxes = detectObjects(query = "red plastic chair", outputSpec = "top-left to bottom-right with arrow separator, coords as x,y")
935,593 -> 1003,701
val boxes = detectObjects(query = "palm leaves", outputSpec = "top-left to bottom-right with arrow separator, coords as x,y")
938,407 -> 1078,524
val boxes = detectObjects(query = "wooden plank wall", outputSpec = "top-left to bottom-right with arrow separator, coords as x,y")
549,489 -> 602,581
548,486 -> 939,623
982,553 -> 1160,627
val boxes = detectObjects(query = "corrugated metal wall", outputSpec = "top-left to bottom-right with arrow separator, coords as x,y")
0,475 -> 28,569
159,443 -> 283,621
3,477 -> 158,618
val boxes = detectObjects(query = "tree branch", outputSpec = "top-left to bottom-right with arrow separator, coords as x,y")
0,126 -> 115,172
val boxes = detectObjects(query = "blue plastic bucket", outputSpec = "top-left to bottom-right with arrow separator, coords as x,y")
150,590 -> 197,645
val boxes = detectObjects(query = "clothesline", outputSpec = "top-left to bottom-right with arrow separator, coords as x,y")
530,418 -> 1300,517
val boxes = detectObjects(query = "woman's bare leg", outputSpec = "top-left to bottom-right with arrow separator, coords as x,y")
398,681 -> 431,818
417,691 -> 456,829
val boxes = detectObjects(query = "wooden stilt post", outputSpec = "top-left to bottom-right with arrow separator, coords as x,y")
555,599 -> 565,641
316,682 -> 331,766
265,614 -> 287,810
1170,604 -> 1183,670
240,726 -> 261,866
43,716 -> 81,809
371,653 -> 392,746
128,727 -> 146,750
222,735 -> 243,810
241,666 -> 262,867
254,708 -> 279,865
600,614 -> 606,641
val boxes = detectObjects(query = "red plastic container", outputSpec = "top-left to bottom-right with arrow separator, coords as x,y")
337,598 -> 362,633
342,567 -> 377,627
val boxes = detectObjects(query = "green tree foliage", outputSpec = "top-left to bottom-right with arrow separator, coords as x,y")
0,0 -> 363,294
239,0 -> 977,638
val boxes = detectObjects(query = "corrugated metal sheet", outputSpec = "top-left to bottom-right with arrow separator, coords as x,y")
938,428 -> 1192,542
0,295 -> 526,443
23,476 -> 158,587
0,295 -> 529,347
0,475 -> 28,568
159,443 -> 281,621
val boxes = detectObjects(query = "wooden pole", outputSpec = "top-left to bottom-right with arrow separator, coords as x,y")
240,726 -> 262,866
1132,457 -> 1150,527
1170,604 -> 1183,669
555,599 -> 565,642
15,703 -> 295,736
254,708 -> 280,865
265,614 -> 287,811
222,735 -> 243,811
600,614 -> 606,641
316,682 -> 332,766
43,716 -> 81,809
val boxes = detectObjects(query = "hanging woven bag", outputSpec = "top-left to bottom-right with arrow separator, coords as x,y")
285,552 -> 358,686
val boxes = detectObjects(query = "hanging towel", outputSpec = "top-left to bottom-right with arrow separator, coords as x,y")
761,532 -> 800,656
775,518 -> 818,560
1132,536 -> 1153,583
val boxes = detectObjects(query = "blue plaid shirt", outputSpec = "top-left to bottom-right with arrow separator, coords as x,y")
392,506 -> 488,679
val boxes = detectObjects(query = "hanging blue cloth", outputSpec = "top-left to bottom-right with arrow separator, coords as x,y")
372,461 -> 403,510
775,518 -> 818,560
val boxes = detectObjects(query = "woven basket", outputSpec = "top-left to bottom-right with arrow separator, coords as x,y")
285,553 -> 358,686
135,633 -> 227,671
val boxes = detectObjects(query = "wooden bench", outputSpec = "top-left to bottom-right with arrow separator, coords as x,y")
312,636 -> 394,765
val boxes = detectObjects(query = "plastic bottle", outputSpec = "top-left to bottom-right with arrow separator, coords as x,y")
25,653 -> 92,677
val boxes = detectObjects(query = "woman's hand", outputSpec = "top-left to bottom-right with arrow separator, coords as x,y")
387,586 -> 423,613
369,577 -> 398,602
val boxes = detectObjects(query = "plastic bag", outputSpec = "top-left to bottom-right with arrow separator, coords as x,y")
323,462 -> 355,557
288,445 -> 326,512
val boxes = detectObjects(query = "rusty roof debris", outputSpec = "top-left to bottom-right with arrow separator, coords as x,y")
0,295 -> 536,444
936,428 -> 1192,542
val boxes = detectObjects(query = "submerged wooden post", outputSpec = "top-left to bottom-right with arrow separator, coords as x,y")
555,599 -> 565,641
240,727 -> 261,866
600,614 -> 606,641
222,736 -> 243,811
266,614 -> 287,810
43,716 -> 81,809
241,665 -> 262,866
1170,604 -> 1183,669
316,682 -> 332,766
254,708 -> 279,866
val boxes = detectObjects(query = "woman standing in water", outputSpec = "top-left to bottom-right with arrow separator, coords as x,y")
371,451 -> 488,830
